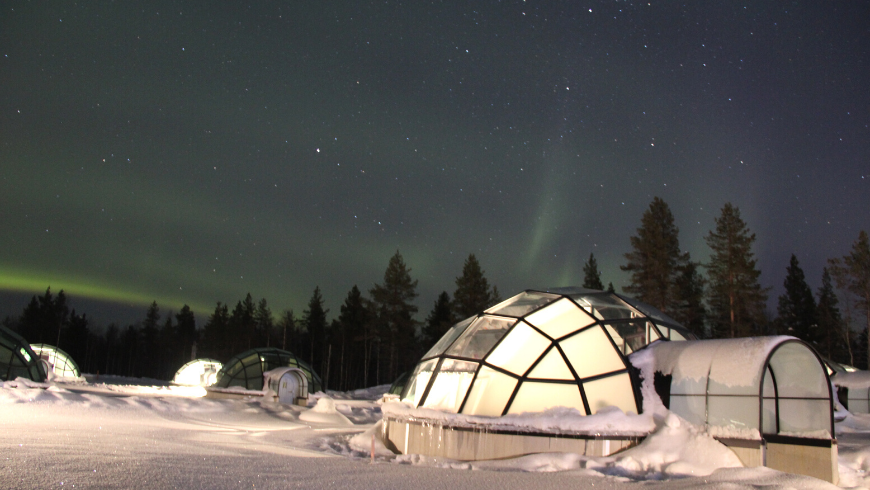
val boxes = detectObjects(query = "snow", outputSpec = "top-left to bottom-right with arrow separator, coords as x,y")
0,374 -> 862,489
834,371 -> 870,389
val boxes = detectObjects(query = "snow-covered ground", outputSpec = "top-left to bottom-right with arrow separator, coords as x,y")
1,377 -> 868,489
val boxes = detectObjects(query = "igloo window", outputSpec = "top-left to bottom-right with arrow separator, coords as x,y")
421,317 -> 474,360
583,373 -> 637,415
507,382 -> 585,415
460,366 -> 518,416
446,315 -> 515,360
421,359 -> 477,412
486,291 -> 559,317
570,294 -> 639,320
525,298 -> 595,339
485,322 -> 550,376
560,326 -> 626,379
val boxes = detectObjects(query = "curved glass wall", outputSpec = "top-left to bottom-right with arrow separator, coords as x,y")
0,325 -> 46,382
214,348 -> 322,393
30,344 -> 81,379
403,288 -> 693,417
660,337 -> 833,438
173,358 -> 223,386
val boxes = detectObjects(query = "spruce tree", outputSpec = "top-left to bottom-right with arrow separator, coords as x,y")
705,203 -> 768,338
277,309 -> 297,352
828,230 -> 870,368
423,291 -> 454,348
255,298 -> 273,347
201,302 -> 230,360
621,197 -> 687,313
139,301 -> 161,378
582,253 -> 605,290
817,268 -> 846,362
453,254 -> 498,319
775,255 -> 818,344
370,250 -> 419,382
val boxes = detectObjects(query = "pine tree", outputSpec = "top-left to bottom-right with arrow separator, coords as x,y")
370,250 -> 419,383
582,253 -> 605,290
139,301 -> 161,378
828,230 -> 870,368
175,305 -> 197,362
673,261 -> 707,338
705,203 -> 768,338
201,302 -> 230,360
453,254 -> 498,319
303,286 -> 329,377
817,267 -> 847,362
337,285 -> 370,390
620,197 -> 687,313
423,291 -> 454,348
775,255 -> 819,343
277,309 -> 297,352
255,298 -> 273,347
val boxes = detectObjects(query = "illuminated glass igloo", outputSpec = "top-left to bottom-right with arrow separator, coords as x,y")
30,344 -> 82,379
0,325 -> 46,382
173,358 -> 223,386
402,287 -> 693,417
213,347 -> 322,393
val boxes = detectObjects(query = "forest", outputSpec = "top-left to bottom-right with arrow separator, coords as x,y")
4,198 -> 870,390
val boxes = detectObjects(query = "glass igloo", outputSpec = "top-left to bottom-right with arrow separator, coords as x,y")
30,344 -> 82,379
0,325 -> 46,382
213,347 -> 322,393
402,287 -> 693,417
173,358 -> 223,386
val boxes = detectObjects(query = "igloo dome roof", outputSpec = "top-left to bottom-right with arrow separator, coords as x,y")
402,288 -> 693,417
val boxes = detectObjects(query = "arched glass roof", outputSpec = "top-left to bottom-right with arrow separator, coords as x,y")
30,344 -> 81,379
0,325 -> 46,382
173,358 -> 223,386
213,348 -> 322,393
646,336 -> 834,438
403,288 -> 693,417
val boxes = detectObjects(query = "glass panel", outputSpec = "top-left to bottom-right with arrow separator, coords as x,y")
421,317 -> 475,359
402,359 -> 438,406
762,398 -> 777,434
0,346 -> 12,365
506,381 -> 585,415
528,347 -> 575,380
485,322 -> 551,376
525,298 -> 596,340
777,399 -> 831,435
617,295 -> 679,325
445,315 -> 516,360
669,329 -> 687,341
460,366 -> 518,416
582,373 -> 637,414
421,359 -> 478,413
560,326 -> 626,379
768,343 -> 828,398
670,372 -> 707,396
669,395 -> 706,426
604,321 -> 656,354
570,294 -> 639,320
648,324 -> 660,343
849,398 -> 870,414
707,395 -> 759,430
485,291 -> 559,318
848,387 -> 870,408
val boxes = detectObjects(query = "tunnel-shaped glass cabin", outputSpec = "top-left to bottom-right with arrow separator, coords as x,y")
645,336 -> 834,439
30,344 -> 81,379
213,347 -> 322,393
402,288 -> 693,417
173,358 -> 223,386
0,325 -> 46,382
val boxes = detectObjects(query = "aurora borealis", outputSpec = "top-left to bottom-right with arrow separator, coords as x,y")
1,2 -> 868,325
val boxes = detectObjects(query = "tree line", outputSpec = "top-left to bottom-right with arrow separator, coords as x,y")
4,197 -> 870,386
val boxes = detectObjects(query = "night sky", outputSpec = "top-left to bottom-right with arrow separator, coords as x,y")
2,2 -> 868,327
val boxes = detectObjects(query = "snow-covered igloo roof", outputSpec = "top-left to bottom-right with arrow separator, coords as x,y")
173,358 -> 223,386
636,336 -> 833,439
402,288 -> 693,417
213,348 -> 322,393
0,325 -> 46,382
30,344 -> 81,379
